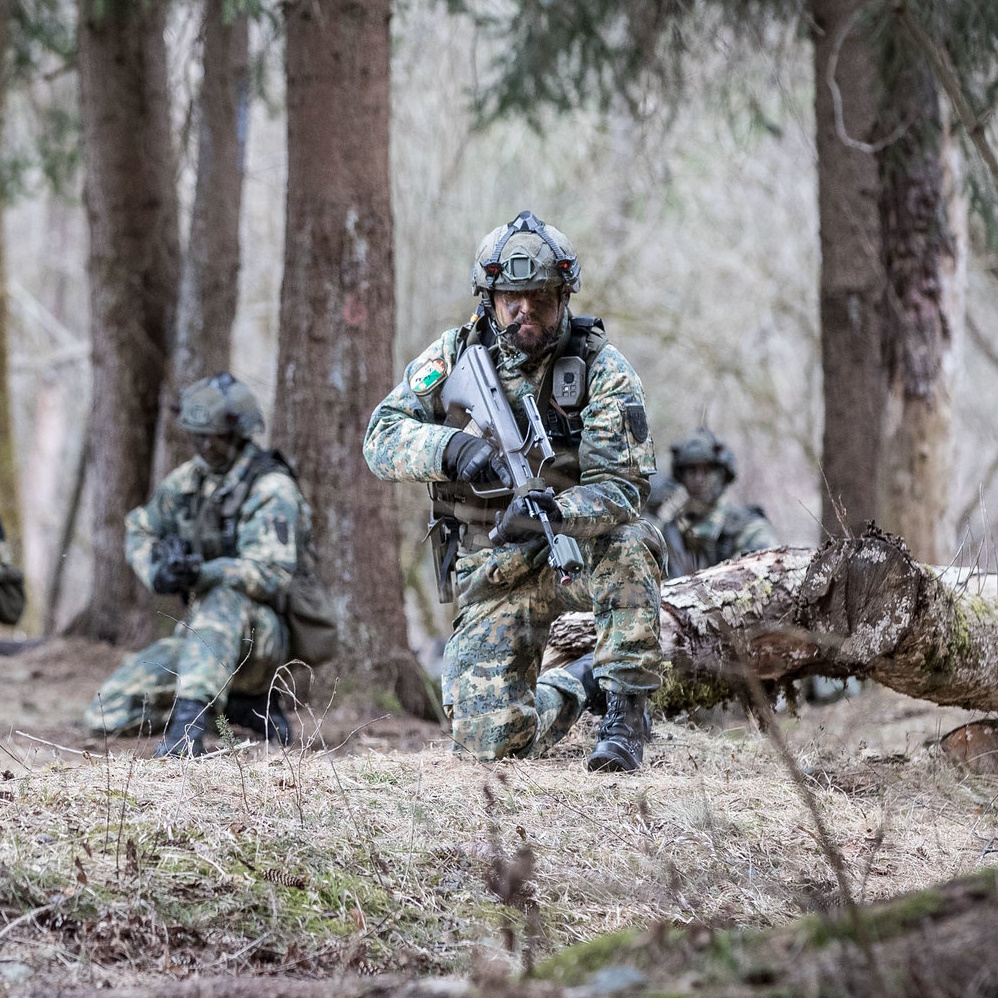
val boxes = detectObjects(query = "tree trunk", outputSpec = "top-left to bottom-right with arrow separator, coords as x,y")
0,0 -> 21,569
74,0 -> 179,643
275,0 -> 428,716
810,0 -> 887,539
160,1 -> 249,473
546,528 -> 998,715
876,64 -> 962,564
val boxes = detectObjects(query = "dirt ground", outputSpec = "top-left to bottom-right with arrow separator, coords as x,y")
0,636 -> 987,765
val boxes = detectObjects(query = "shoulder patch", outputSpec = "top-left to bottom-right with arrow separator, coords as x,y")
410,357 -> 447,396
625,403 -> 649,443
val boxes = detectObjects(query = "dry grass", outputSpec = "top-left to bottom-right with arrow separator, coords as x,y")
1,693 -> 997,993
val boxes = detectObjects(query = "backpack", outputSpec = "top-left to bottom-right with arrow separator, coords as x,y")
283,539 -> 338,665
0,563 -> 25,626
0,518 -> 24,626
206,449 -> 338,665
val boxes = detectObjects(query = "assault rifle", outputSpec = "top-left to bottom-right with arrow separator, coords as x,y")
440,343 -> 584,585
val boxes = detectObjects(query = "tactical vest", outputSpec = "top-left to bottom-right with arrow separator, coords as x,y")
176,449 -> 294,562
428,314 -> 608,600
672,504 -> 769,575
455,312 -> 608,489
176,448 -> 339,663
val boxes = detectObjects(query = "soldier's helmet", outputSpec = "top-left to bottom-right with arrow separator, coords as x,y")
174,372 -> 264,439
670,428 -> 737,484
472,210 -> 581,296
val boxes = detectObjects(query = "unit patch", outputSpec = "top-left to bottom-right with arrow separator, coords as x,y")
625,403 -> 649,443
410,357 -> 447,395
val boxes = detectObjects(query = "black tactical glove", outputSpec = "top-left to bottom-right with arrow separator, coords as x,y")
443,431 -> 512,488
493,490 -> 563,544
152,537 -> 203,595
152,558 -> 202,595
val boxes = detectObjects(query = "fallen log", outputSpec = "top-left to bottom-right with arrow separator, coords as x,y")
545,527 -> 998,714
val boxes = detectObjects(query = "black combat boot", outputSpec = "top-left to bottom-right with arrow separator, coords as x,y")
566,656 -> 652,740
587,692 -> 649,773
154,698 -> 209,758
224,692 -> 292,746
564,654 -> 607,716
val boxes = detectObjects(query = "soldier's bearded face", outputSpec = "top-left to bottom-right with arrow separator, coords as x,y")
192,433 -> 240,474
680,463 -> 726,514
494,287 -> 565,354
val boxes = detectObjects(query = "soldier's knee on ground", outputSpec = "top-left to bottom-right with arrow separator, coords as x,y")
450,702 -> 538,762
85,693 -> 159,736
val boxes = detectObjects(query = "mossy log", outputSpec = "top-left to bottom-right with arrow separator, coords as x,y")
47,870 -> 998,997
534,867 -> 998,997
544,527 -> 998,714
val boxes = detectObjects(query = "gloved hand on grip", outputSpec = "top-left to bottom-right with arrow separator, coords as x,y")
494,490 -> 563,544
443,431 -> 512,488
151,537 -> 203,595
153,559 -> 202,595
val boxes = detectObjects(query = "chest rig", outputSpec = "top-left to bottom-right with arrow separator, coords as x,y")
176,450 -> 293,561
539,315 -> 608,446
427,314 -> 608,601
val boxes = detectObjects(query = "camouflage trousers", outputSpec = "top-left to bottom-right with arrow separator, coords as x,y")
442,520 -> 664,762
85,585 -> 289,735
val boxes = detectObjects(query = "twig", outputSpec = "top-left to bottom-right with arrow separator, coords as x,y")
115,755 -> 138,877
13,732 -> 91,757
0,899 -> 65,942
0,737 -> 32,772
326,759 -> 388,889
736,648 -> 891,993
219,930 -> 272,964
314,714 -> 393,758
826,7 -> 913,155
400,761 -> 424,892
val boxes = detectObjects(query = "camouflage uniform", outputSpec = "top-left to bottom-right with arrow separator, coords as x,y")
645,472 -> 778,578
85,441 -> 306,735
364,310 -> 665,761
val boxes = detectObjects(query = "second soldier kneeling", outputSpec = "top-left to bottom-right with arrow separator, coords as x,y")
86,373 -> 309,756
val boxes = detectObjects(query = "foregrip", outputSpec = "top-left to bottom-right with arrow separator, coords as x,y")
441,345 -> 583,582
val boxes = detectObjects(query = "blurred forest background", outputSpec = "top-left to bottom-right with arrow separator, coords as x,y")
1,0 -> 997,681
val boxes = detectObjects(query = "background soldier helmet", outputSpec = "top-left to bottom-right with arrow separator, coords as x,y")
471,209 -> 582,295
174,372 -> 264,439
670,428 -> 737,485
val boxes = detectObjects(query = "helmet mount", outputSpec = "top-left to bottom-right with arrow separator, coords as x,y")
472,210 -> 582,299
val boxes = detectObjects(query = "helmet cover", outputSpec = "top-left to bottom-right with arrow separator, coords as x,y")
175,372 -> 264,439
472,210 -> 581,295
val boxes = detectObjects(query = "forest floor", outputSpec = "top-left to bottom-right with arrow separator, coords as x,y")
0,637 -> 995,998
0,636 -> 985,763
0,637 -> 446,762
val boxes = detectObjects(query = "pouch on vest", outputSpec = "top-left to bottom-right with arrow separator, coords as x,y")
284,540 -> 338,665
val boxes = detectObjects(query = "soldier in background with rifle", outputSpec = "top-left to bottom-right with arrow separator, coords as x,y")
645,427 -> 777,577
85,374 -> 308,757
364,211 -> 667,772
